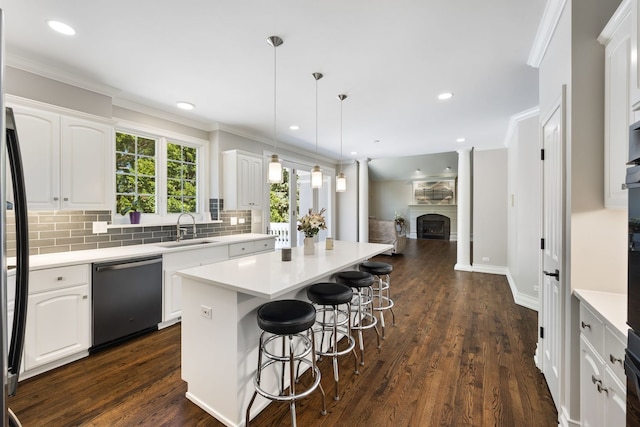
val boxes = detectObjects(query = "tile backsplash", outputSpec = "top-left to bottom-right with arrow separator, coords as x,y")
6,199 -> 252,257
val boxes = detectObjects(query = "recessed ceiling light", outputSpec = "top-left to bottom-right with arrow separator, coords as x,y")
438,92 -> 454,100
350,151 -> 358,155
373,139 -> 380,143
177,102 -> 195,110
47,20 -> 76,36
289,125 -> 299,130
456,137 -> 466,143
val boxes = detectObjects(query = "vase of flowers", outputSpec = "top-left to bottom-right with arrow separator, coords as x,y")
298,208 -> 326,255
394,211 -> 406,234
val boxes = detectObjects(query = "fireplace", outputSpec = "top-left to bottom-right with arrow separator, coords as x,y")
416,214 -> 450,240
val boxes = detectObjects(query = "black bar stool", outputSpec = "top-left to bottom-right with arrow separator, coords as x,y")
334,270 -> 380,366
306,282 -> 359,400
360,261 -> 396,339
245,299 -> 327,427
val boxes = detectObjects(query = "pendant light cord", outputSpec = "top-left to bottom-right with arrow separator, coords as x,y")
339,97 -> 343,173
315,78 -> 319,155
273,41 -> 277,151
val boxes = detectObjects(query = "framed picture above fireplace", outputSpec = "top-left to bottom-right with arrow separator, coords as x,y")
412,179 -> 456,205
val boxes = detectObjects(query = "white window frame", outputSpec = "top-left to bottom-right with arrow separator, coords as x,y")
113,121 -> 209,224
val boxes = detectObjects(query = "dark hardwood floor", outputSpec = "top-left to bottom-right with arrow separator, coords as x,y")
8,239 -> 558,426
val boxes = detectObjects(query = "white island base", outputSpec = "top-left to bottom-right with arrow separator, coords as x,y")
178,241 -> 393,427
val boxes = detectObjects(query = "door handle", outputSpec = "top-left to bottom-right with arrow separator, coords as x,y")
543,269 -> 560,281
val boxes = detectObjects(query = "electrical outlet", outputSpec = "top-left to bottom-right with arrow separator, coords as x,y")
92,221 -> 108,234
200,305 -> 212,319
482,256 -> 490,262
239,218 -> 245,224
230,217 -> 238,225
534,285 -> 540,292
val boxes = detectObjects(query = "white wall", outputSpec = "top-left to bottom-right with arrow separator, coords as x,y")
472,149 -> 508,272
537,0 -> 624,423
507,113 -> 541,310
370,180 -> 411,222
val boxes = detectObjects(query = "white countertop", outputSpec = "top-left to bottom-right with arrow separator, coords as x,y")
10,233 -> 274,270
574,289 -> 628,341
177,240 -> 394,299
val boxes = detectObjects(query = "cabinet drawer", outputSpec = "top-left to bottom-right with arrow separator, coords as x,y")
254,239 -> 275,253
605,326 -> 626,384
229,242 -> 254,258
580,304 -> 604,355
30,265 -> 89,294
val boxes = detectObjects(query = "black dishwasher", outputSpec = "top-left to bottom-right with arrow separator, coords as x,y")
91,255 -> 163,352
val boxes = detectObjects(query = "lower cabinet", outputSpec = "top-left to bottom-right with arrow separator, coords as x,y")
579,301 -> 626,427
24,265 -> 90,373
162,246 -> 229,322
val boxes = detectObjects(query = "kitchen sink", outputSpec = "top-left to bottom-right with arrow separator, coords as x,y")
152,239 -> 218,248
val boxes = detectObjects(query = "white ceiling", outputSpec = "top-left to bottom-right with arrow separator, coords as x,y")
0,0 -> 545,172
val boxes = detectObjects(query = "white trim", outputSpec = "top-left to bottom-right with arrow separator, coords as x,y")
454,263 -> 473,272
471,264 -> 508,275
506,272 -> 540,311
597,0 -> 632,45
504,106 -> 540,147
5,94 -> 115,125
527,0 -> 568,68
113,98 -> 217,132
6,53 -> 122,97
558,406 -> 580,427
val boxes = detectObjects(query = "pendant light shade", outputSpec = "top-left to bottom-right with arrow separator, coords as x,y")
312,72 -> 323,189
336,94 -> 347,192
336,172 -> 346,192
267,36 -> 283,184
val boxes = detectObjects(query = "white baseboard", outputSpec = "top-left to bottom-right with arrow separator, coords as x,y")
559,406 -> 580,427
454,263 -> 473,272
506,272 -> 539,311
471,264 -> 508,275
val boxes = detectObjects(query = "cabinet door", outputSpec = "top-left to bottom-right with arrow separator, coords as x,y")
61,116 -> 113,210
164,268 -> 185,321
604,368 -> 626,427
581,336 -> 605,427
604,9 -> 632,208
25,284 -> 90,370
9,104 -> 60,210
237,154 -> 263,209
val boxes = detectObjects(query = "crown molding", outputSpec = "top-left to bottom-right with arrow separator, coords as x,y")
597,0 -> 632,46
112,97 -> 218,132
504,106 -> 540,147
527,0 -> 568,68
6,52 -> 122,97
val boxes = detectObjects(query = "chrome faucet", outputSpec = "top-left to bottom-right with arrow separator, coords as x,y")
176,213 -> 197,242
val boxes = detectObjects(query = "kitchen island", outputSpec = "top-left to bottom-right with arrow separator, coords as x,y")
177,240 -> 393,427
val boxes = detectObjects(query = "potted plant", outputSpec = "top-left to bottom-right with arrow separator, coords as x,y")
120,196 -> 144,224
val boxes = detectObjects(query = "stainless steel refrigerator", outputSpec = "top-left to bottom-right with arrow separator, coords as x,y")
1,10 -> 30,426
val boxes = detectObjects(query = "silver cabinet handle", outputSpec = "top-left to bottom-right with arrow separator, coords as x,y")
82,295 -> 88,299
581,321 -> 591,329
53,197 -> 59,201
63,197 -> 69,201
591,375 -> 601,385
610,354 -> 623,365
597,383 -> 609,395
57,276 -> 63,281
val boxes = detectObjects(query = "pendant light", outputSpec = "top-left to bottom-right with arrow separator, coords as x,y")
267,36 -> 283,183
336,94 -> 347,192
311,72 -> 323,189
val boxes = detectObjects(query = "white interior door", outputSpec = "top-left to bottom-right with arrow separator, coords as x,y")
540,86 -> 565,409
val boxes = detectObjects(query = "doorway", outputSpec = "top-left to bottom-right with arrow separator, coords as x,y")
268,161 -> 332,249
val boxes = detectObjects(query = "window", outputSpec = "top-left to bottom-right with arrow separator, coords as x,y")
167,142 -> 197,213
114,128 -> 205,220
115,132 -> 157,214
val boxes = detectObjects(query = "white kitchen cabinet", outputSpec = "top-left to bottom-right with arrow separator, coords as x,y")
228,238 -> 275,258
7,99 -> 113,210
162,245 -> 229,323
222,150 -> 264,210
24,264 -> 90,372
579,303 -> 626,426
600,1 -> 632,208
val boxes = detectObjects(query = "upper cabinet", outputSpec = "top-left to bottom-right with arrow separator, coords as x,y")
601,0 -> 632,209
222,150 -> 263,210
8,100 -> 114,211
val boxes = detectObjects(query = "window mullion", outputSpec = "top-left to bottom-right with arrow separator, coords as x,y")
158,137 -> 168,216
